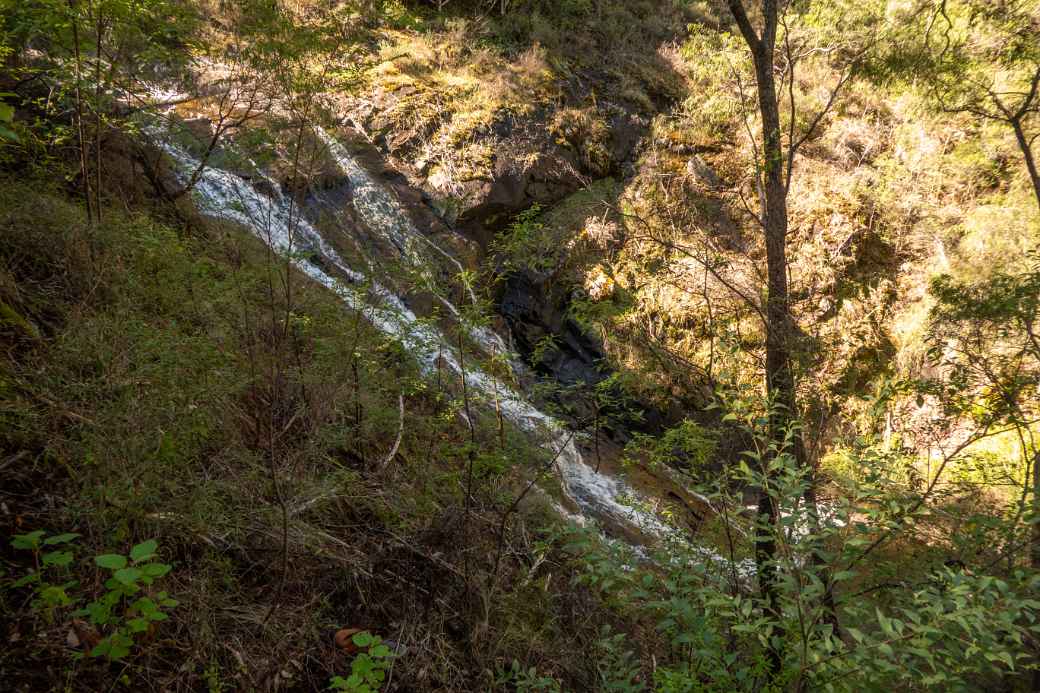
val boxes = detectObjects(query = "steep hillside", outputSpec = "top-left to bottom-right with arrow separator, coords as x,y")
2,0 -> 1039,690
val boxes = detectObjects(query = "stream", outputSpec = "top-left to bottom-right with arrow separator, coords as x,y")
151,124 -> 755,578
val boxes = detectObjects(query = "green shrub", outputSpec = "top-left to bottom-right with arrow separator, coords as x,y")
9,532 -> 177,661
329,631 -> 395,693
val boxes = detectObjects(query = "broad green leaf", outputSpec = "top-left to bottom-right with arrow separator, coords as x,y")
141,562 -> 171,578
95,554 -> 127,570
11,530 -> 45,550
12,573 -> 39,588
42,550 -> 74,567
113,567 -> 143,586
128,617 -> 150,633
130,540 -> 158,563
44,533 -> 81,546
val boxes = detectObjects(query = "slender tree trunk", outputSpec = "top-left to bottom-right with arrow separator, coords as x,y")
1033,447 -> 1040,693
725,2 -> 845,674
68,0 -> 93,224
753,29 -> 794,674
1013,115 -> 1040,693
1032,450 -> 1040,570
1010,118 -> 1040,214
93,0 -> 103,224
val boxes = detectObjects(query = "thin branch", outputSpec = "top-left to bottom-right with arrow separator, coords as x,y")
378,393 -> 406,471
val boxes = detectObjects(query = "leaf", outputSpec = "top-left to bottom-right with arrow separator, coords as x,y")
113,567 -> 142,586
42,550 -> 74,567
352,631 -> 374,648
105,633 -> 133,661
12,572 -> 40,588
11,530 -> 45,550
95,554 -> 127,570
130,540 -> 158,563
44,533 -> 81,546
141,562 -> 171,578
128,617 -> 150,633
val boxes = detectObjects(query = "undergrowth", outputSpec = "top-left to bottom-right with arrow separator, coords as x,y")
0,178 -> 621,691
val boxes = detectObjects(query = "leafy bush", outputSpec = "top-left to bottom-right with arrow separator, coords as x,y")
625,419 -> 717,477
8,533 -> 177,661
329,631 -> 395,693
559,399 -> 1040,691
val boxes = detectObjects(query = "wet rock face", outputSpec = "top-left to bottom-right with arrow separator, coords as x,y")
461,150 -> 581,225
345,93 -> 647,234
500,270 -> 608,391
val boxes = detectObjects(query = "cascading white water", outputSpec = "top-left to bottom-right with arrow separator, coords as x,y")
152,129 -> 755,577
315,129 -> 513,362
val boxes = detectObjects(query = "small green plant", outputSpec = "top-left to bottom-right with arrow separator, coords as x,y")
595,626 -> 645,692
74,539 -> 178,660
10,531 -> 80,620
8,533 -> 177,661
492,205 -> 560,275
495,660 -> 562,693
329,631 -> 394,693
0,94 -> 19,143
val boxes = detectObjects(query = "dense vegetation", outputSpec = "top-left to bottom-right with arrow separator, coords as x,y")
1,0 -> 1038,690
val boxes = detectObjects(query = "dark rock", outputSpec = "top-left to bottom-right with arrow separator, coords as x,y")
607,108 -> 646,163
499,270 -> 609,393
181,116 -> 214,142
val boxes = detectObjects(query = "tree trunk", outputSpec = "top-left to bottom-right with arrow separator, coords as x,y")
1010,118 -> 1040,215
750,23 -> 796,672
69,0 -> 93,224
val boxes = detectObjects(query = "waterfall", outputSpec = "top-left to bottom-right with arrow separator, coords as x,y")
315,128 -> 512,363
152,130 -> 755,577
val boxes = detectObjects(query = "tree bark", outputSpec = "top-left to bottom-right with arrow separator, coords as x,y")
1010,118 -> 1040,215
725,0 -> 846,673
68,0 -> 93,224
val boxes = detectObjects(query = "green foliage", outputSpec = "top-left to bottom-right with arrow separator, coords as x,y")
8,533 -> 176,662
329,632 -> 394,693
625,419 -> 717,476
595,626 -> 644,692
562,396 -> 1040,691
377,0 -> 427,31
495,660 -> 563,692
9,530 -> 80,619
925,259 -> 1040,426
492,205 -> 558,275
678,25 -> 749,140
74,540 -> 177,660
0,92 -> 18,143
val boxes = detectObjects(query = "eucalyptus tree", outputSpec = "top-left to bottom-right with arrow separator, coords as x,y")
908,0 -> 1040,211
718,0 -> 878,662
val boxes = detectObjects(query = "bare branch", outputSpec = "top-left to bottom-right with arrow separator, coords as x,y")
726,0 -> 762,52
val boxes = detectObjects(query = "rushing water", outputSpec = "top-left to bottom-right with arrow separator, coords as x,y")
152,127 -> 755,578
315,128 -> 512,361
